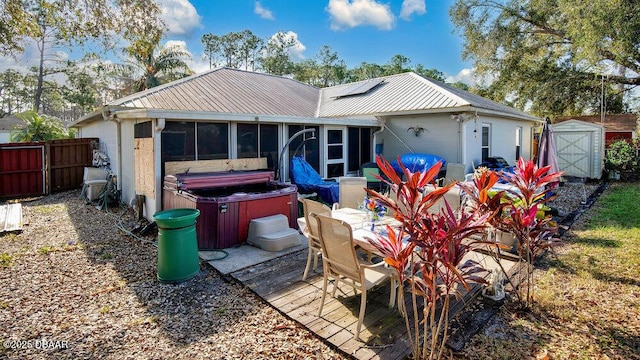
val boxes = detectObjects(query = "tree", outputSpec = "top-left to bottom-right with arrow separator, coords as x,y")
237,30 -> 263,71
414,64 -> 446,82
201,30 -> 263,71
119,31 -> 193,93
2,0 -> 162,111
10,109 -> 72,142
292,45 -> 347,87
384,54 -> 412,75
450,0 -> 640,116
260,31 -> 296,76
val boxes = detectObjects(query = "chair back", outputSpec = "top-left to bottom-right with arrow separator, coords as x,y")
445,163 -> 467,185
424,184 -> 462,214
338,177 -> 367,209
313,213 -> 360,281
300,198 -> 331,247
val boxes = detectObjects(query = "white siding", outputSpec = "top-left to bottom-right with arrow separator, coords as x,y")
0,131 -> 10,143
380,114 -> 461,165
378,114 -> 534,174
77,120 -> 119,175
120,120 -> 137,208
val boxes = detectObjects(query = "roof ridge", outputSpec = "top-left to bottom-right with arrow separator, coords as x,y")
110,67 -> 320,106
409,72 -> 470,106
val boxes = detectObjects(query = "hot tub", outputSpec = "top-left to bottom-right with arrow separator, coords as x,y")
163,170 -> 298,250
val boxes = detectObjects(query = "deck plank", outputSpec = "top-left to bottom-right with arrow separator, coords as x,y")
230,247 -> 517,359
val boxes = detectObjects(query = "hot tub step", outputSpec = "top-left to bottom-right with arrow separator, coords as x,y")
248,228 -> 300,252
248,214 -> 290,239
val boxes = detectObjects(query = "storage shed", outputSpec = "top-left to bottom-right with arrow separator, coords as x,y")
552,119 -> 605,179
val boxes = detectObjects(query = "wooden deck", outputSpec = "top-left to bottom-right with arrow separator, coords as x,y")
228,248 -> 517,360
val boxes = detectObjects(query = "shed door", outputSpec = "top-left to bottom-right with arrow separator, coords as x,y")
554,131 -> 593,178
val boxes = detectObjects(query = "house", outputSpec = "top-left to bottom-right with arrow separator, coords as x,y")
0,115 -> 24,143
72,67 -> 540,220
555,114 -> 638,147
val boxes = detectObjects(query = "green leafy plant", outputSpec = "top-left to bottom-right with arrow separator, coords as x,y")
605,139 -> 639,180
364,156 -> 491,360
605,140 -> 635,171
0,253 -> 13,268
10,110 -> 74,142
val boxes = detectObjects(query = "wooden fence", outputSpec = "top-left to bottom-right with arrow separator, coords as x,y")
0,138 -> 98,199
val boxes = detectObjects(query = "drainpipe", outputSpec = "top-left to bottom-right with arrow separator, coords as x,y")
154,118 -> 166,216
373,117 -> 386,160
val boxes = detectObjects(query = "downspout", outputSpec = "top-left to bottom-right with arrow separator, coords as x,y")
372,117 -> 386,159
155,118 -> 166,215
101,109 -> 122,193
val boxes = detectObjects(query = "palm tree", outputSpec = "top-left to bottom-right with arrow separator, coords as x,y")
10,110 -> 72,142
119,32 -> 193,93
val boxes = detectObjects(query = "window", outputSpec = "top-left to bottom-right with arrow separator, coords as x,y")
348,127 -> 372,172
259,124 -> 278,170
134,121 -> 152,138
237,123 -> 278,169
326,128 -> 345,178
162,122 -> 195,161
481,124 -> 491,162
288,125 -> 319,177
161,121 -> 230,163
197,123 -> 228,160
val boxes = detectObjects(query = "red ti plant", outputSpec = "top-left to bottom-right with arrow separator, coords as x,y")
498,158 -> 563,308
364,156 -> 492,360
461,158 -> 563,308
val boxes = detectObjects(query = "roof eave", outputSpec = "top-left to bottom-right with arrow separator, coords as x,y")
114,108 -> 380,126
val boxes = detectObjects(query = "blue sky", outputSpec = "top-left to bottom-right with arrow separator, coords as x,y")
0,0 -> 475,85
159,0 -> 474,83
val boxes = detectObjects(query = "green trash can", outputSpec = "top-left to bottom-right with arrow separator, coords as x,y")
153,208 -> 201,283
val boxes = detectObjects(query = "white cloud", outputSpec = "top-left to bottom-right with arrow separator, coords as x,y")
326,0 -> 396,31
268,31 -> 306,61
164,40 -> 209,73
157,0 -> 202,37
446,68 -> 477,86
399,0 -> 426,20
254,1 -> 275,20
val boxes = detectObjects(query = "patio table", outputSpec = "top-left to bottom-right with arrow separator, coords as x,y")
330,207 -> 402,255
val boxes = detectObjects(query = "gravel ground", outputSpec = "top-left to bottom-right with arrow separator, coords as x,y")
0,191 -> 346,360
0,181 -> 598,360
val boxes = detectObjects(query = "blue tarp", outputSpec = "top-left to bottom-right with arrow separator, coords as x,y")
390,153 -> 446,175
290,156 -> 339,205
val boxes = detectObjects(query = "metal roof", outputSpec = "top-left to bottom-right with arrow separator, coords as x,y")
75,68 -> 538,125
555,114 -> 638,132
317,72 -> 538,121
107,67 -> 320,118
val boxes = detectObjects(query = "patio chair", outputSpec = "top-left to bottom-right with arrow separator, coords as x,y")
334,176 -> 367,210
444,162 -> 467,185
299,198 -> 332,281
312,213 -> 398,341
360,162 -> 386,192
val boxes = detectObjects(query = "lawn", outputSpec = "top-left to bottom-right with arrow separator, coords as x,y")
455,182 -> 640,359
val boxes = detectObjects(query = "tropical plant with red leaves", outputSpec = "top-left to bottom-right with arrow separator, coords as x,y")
460,158 -> 563,308
364,156 -> 493,360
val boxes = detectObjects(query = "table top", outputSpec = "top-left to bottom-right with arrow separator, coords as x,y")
331,208 -> 402,255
